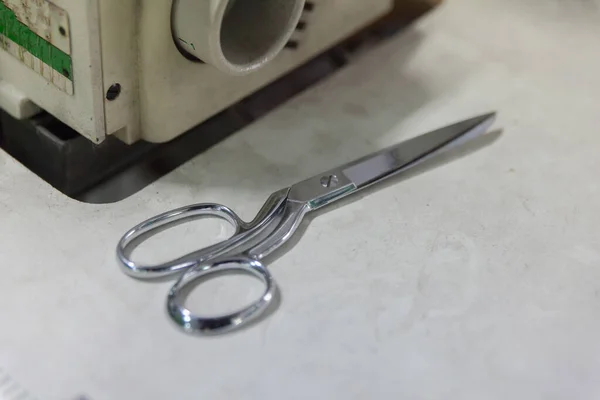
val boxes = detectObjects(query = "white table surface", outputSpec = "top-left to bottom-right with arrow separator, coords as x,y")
2,0 -> 600,398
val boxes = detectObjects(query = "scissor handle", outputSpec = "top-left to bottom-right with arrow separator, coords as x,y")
116,189 -> 289,279
164,198 -> 312,335
166,255 -> 276,335
116,203 -> 244,278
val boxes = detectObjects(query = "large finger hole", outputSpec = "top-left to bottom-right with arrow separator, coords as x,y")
127,214 -> 236,266
179,266 -> 267,317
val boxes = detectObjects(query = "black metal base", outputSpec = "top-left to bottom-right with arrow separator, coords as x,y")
0,3 -> 431,203
0,111 -> 155,197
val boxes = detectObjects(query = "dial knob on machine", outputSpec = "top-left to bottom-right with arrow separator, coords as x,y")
172,0 -> 306,75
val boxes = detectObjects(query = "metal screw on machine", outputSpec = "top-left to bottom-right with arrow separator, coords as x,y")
106,84 -> 121,101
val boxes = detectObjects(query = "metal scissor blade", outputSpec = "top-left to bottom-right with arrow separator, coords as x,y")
343,112 -> 496,188
286,112 -> 496,210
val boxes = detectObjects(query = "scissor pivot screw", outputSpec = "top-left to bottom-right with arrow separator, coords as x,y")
320,174 -> 339,188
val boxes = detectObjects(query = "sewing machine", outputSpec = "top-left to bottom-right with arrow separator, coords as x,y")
0,0 -> 441,197
0,0 -> 400,143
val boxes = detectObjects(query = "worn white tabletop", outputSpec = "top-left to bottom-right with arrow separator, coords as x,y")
2,0 -> 600,398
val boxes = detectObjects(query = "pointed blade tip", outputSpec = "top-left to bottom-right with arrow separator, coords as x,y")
465,111 -> 497,133
478,111 -> 497,125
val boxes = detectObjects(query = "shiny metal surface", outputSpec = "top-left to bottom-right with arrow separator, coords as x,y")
167,256 -> 276,334
116,112 -> 497,335
342,114 -> 496,189
117,188 -> 290,278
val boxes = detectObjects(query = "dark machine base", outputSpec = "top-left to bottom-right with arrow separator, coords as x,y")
0,2 -> 435,203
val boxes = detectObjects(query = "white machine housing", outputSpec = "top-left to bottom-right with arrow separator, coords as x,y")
0,0 -> 394,144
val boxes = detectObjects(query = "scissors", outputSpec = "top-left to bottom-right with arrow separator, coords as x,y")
116,112 -> 496,335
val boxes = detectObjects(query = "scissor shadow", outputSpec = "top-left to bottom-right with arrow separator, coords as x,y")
266,128 -> 504,263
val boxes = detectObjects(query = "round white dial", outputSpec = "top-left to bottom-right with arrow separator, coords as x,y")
172,0 -> 306,75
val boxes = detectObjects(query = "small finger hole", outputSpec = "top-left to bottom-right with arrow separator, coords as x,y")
128,215 -> 236,265
180,267 -> 267,317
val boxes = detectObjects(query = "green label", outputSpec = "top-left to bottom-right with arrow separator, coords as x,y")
0,1 -> 73,92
